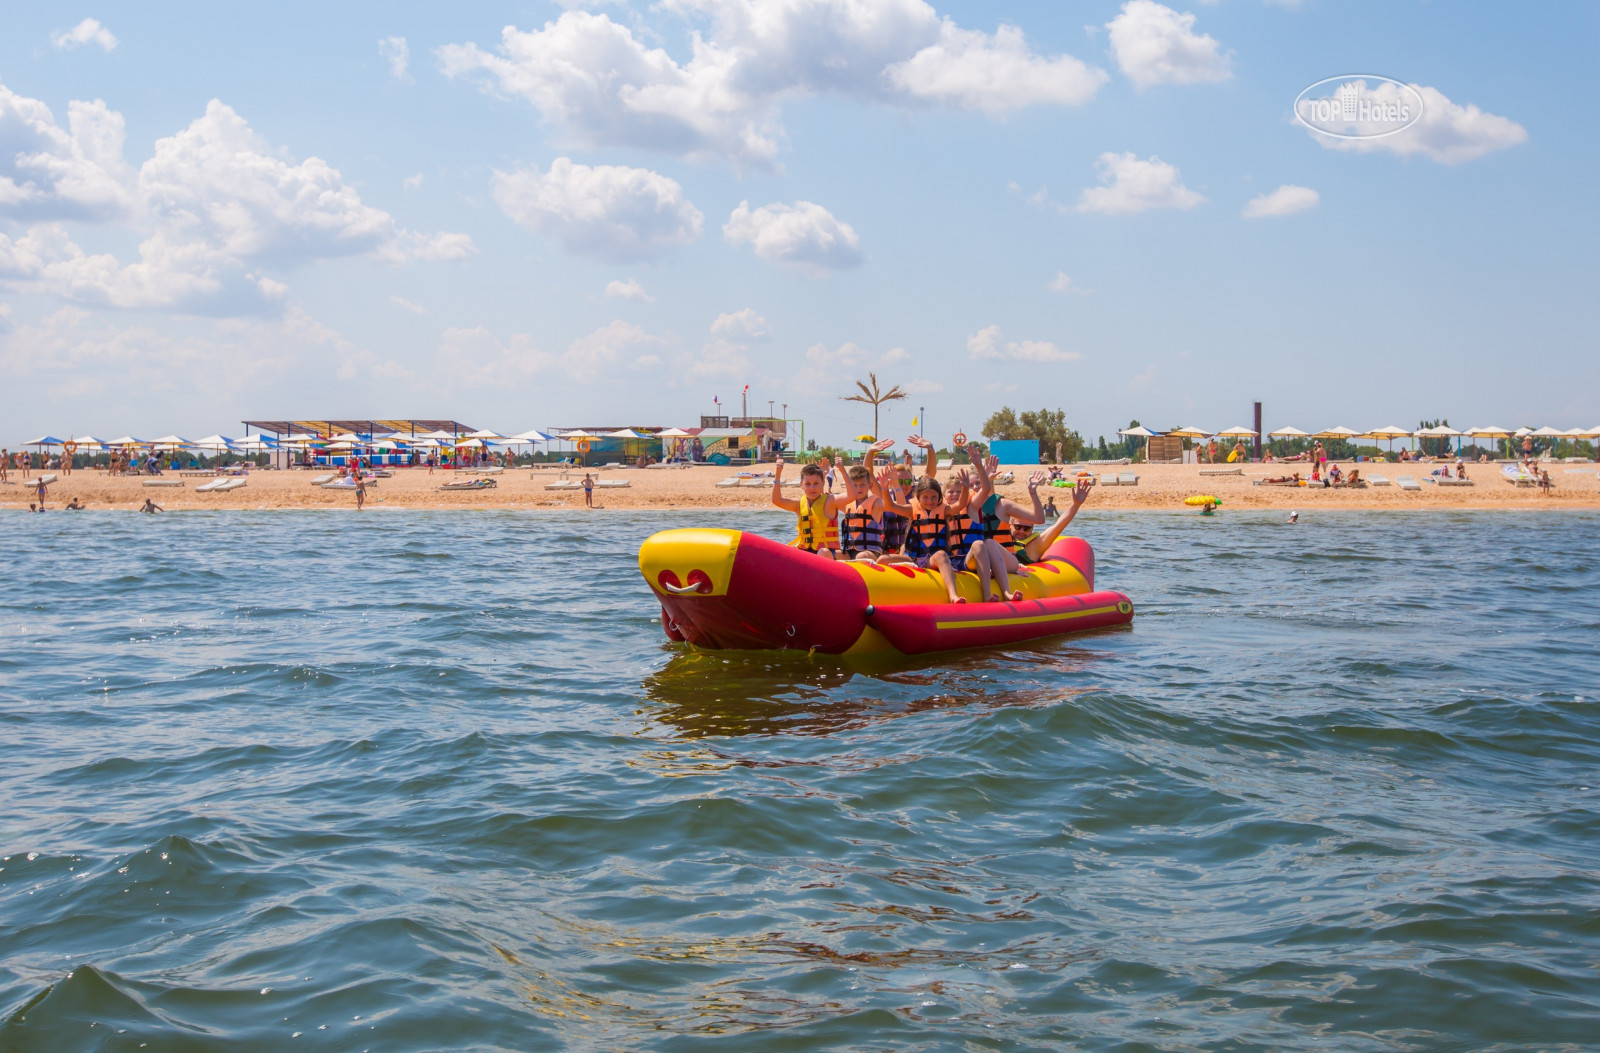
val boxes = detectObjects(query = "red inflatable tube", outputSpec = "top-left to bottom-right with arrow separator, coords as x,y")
864,591 -> 1134,655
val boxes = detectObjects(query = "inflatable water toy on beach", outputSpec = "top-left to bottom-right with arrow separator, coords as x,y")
640,529 -> 1133,656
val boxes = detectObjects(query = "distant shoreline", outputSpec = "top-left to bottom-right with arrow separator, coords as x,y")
5,463 -> 1596,513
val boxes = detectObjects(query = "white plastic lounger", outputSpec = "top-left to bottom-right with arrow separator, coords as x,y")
715,477 -> 740,488
310,473 -> 336,484
1096,476 -> 1117,487
544,480 -> 582,490
1396,475 -> 1421,491
195,478 -> 226,492
142,479 -> 184,487
737,479 -> 767,487
1118,472 -> 1139,486
937,459 -> 953,470
1199,467 -> 1243,476
1367,474 -> 1391,486
596,479 -> 630,488
1434,478 -> 1474,487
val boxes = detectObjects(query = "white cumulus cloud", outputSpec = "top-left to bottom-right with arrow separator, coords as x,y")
1242,184 -> 1318,218
51,18 -> 118,52
967,324 -> 1078,363
886,23 -> 1106,112
493,158 -> 703,263
379,37 -> 412,82
1048,271 -> 1077,294
389,294 -> 425,313
1076,152 -> 1204,215
710,307 -> 770,341
0,83 -> 474,314
438,4 -> 1103,166
605,278 -> 656,302
1106,2 -> 1230,89
563,319 -> 662,382
1308,82 -> 1527,165
723,200 -> 862,274
0,83 -> 136,221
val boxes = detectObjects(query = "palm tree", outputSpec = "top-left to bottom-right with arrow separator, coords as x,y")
841,373 -> 907,440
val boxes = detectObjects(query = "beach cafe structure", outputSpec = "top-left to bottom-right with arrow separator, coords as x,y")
243,420 -> 480,468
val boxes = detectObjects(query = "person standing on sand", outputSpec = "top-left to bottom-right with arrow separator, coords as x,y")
35,476 -> 48,508
355,475 -> 367,511
0,449 -> 7,483
583,472 -> 594,508
20,450 -> 31,479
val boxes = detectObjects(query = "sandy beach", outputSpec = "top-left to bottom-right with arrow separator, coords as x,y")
6,461 -> 1596,513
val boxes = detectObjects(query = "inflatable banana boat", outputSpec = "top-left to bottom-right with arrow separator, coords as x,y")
640,528 -> 1133,656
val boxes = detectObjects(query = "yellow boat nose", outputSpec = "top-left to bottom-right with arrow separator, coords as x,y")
638,528 -> 743,598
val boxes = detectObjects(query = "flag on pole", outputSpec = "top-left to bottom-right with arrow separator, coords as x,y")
911,415 -> 919,427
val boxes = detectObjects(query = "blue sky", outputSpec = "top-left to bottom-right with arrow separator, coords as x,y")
2,1 -> 1595,445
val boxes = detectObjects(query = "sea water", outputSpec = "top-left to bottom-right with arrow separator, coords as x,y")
2,509 -> 1597,1051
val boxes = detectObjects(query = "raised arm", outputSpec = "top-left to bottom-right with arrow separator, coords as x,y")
770,453 -> 800,512
966,443 -> 994,507
995,459 -> 1047,525
1025,479 -> 1091,559
907,434 -> 937,478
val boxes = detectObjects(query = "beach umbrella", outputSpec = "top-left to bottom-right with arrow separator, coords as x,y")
1118,425 -> 1157,461
1267,426 -> 1309,437
372,440 -> 401,451
454,438 -> 485,448
605,428 -> 644,439
464,429 -> 503,440
1529,425 -> 1568,458
855,433 -> 876,443
1465,425 -> 1511,459
105,436 -> 145,447
657,427 -> 692,437
409,437 -> 440,448
24,435 -> 66,447
1167,426 -> 1209,438
1364,425 -> 1411,455
327,432 -> 365,444
507,429 -> 551,444
190,434 -> 236,451
415,429 -> 459,441
1316,426 -> 1365,439
233,434 -> 278,451
148,434 -> 191,452
1216,426 -> 1256,437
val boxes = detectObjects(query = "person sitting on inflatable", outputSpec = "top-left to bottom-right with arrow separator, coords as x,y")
1003,478 -> 1093,565
939,467 -> 1007,601
837,438 -> 896,561
772,453 -> 846,558
872,470 -> 971,604
970,451 -> 1048,583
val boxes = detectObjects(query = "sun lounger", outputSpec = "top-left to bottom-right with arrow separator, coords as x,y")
596,479 -> 631,488
1563,468 -> 1598,475
937,459 -> 953,470
1396,475 -> 1421,491
179,470 -> 213,477
1367,474 -> 1391,486
737,479 -> 767,487
1254,479 -> 1301,487
1199,468 -> 1242,476
1117,472 -> 1139,486
544,480 -> 582,490
1434,478 -> 1474,487
715,477 -> 740,488
311,473 -> 336,484
195,478 -> 226,492
1096,475 -> 1117,487
142,479 -> 184,487
440,478 -> 496,491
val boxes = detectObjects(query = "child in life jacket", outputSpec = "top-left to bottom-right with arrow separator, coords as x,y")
1003,478 -> 1094,564
969,452 -> 1049,583
772,453 -> 845,557
836,439 -> 896,560
872,470 -> 970,604
939,467 -> 1010,602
